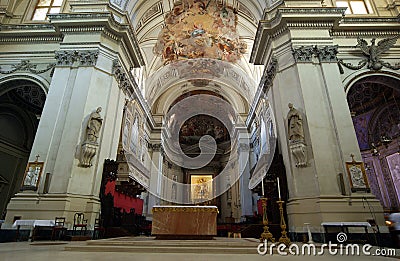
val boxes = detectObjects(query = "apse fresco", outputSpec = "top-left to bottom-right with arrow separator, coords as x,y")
154,0 -> 247,64
179,114 -> 229,145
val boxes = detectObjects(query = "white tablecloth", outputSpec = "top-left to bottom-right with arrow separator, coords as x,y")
321,222 -> 371,227
12,220 -> 55,227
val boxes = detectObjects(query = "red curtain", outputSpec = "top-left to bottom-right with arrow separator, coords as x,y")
105,181 -> 143,215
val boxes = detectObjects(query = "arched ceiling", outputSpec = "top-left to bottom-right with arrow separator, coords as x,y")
110,0 -> 265,114
124,0 -> 266,21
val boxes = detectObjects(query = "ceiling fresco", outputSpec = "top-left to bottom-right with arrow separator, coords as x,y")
154,0 -> 247,64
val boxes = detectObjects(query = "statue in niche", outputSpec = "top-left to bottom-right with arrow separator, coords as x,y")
86,107 -> 103,144
287,103 -> 304,142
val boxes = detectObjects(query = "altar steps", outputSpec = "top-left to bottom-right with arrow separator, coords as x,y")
65,237 -> 261,254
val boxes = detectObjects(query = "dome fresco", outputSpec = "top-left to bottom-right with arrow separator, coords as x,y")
154,0 -> 247,64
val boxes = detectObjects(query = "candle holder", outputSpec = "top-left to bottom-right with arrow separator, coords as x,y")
277,199 -> 291,246
260,197 -> 275,243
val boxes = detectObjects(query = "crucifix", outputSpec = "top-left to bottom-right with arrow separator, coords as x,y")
350,154 -> 356,163
35,154 -> 40,162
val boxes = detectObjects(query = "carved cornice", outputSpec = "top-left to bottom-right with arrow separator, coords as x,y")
0,23 -> 62,43
292,45 -> 338,63
278,7 -> 347,15
246,57 -> 278,126
48,12 -> 144,68
251,7 -> 345,64
55,50 -> 99,66
0,60 -> 55,74
330,17 -> 400,37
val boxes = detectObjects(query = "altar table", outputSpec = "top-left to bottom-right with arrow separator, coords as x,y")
152,206 -> 218,239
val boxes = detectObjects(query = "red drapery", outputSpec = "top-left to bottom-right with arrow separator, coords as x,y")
105,180 -> 143,214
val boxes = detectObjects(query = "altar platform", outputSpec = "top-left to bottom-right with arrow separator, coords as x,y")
151,206 -> 218,239
64,236 -> 260,254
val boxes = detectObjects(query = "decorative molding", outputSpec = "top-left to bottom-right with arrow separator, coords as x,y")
135,1 -> 163,32
290,141 -> 308,168
0,60 -> 55,75
55,50 -> 99,67
337,37 -> 399,73
110,0 -> 129,10
48,12 -> 144,67
278,7 -> 347,15
292,45 -> 338,63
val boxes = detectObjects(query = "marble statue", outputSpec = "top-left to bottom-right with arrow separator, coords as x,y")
287,103 -> 304,142
86,107 -> 103,143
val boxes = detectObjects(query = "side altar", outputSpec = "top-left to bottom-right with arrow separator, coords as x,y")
151,206 -> 218,239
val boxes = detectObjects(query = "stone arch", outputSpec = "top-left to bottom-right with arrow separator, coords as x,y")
0,77 -> 47,218
146,58 -> 254,115
343,69 -> 400,94
346,73 -> 400,210
0,73 -> 50,96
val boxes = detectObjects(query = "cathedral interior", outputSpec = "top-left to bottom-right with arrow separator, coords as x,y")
0,0 -> 399,248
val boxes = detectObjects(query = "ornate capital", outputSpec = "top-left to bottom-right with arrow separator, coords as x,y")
55,50 -> 99,67
292,46 -> 315,63
112,60 -> 137,99
317,46 -> 339,62
292,45 -> 338,63
262,57 -> 278,93
148,143 -> 162,152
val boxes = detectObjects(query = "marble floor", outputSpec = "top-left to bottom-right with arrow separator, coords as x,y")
0,240 -> 398,261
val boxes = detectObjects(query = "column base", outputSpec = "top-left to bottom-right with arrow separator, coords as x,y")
287,194 -> 387,233
3,193 -> 100,229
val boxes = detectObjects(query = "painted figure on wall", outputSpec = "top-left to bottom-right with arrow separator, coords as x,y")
154,0 -> 247,64
287,103 -> 304,142
87,107 -> 103,144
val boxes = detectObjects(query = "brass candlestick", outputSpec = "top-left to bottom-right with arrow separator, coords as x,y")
277,199 -> 291,246
260,197 -> 275,243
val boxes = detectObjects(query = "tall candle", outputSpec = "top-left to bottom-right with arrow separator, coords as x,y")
261,178 -> 265,197
277,177 -> 281,199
